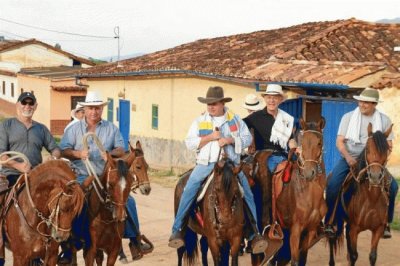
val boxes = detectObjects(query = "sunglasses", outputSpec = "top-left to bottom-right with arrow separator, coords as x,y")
21,100 -> 35,106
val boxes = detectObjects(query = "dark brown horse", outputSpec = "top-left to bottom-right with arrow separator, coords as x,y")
274,118 -> 327,266
328,123 -> 392,266
0,159 -> 84,266
175,158 -> 244,266
83,148 -> 137,265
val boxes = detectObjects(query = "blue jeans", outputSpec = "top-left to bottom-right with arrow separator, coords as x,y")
325,157 -> 398,224
172,163 -> 259,239
267,155 -> 287,173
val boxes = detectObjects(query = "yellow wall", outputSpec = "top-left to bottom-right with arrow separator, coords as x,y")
86,76 -> 256,141
17,75 -> 51,128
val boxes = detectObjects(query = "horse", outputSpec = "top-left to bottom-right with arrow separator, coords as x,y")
328,123 -> 392,266
174,158 -> 245,266
0,158 -> 84,266
82,140 -> 141,265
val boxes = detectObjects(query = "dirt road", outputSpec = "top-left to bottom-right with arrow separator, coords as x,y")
5,182 -> 400,265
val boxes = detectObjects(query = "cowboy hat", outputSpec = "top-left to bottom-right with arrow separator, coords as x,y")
198,86 -> 232,104
79,91 -> 108,106
70,103 -> 84,120
353,87 -> 382,103
242,94 -> 265,111
261,84 -> 285,96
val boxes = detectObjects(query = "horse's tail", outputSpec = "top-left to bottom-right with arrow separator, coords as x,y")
182,228 -> 198,265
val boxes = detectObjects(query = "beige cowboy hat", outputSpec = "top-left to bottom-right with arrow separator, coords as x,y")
198,86 -> 232,104
70,103 -> 84,119
261,84 -> 285,96
353,87 -> 382,103
79,91 -> 108,106
242,94 -> 265,111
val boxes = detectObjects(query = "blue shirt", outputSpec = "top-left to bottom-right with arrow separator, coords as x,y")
60,119 -> 124,176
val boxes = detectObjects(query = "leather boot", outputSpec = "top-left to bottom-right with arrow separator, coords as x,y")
243,201 -> 268,254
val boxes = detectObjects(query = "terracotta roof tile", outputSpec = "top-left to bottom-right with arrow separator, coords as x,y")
79,19 -> 400,87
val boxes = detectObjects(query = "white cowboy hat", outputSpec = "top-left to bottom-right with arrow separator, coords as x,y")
353,87 -> 382,103
79,91 -> 108,106
70,103 -> 84,120
242,94 -> 265,111
261,84 -> 285,96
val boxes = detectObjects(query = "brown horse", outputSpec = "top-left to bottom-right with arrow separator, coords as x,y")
175,158 -> 244,266
328,123 -> 392,266
274,118 -> 327,266
0,159 -> 84,266
83,150 -> 135,265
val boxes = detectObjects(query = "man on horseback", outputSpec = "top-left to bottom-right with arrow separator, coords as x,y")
0,92 -> 61,266
59,91 -> 152,263
168,86 -> 268,254
325,87 -> 398,238
243,84 -> 297,263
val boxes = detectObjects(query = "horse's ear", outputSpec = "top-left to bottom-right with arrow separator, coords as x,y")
136,141 -> 142,151
299,118 -> 307,130
384,124 -> 393,138
318,117 -> 326,131
368,123 -> 373,137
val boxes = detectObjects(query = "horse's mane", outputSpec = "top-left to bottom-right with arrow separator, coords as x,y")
116,159 -> 129,180
29,160 -> 74,179
222,159 -> 235,198
356,130 -> 389,172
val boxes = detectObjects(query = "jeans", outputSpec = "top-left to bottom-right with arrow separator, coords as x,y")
325,157 -> 398,224
267,155 -> 287,173
172,162 -> 259,240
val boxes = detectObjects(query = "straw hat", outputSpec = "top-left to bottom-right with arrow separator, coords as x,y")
242,94 -> 265,111
79,91 -> 108,106
70,103 -> 84,120
353,88 -> 382,103
261,84 -> 285,96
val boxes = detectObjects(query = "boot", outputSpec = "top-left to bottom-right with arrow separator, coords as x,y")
243,201 -> 268,254
168,230 -> 185,248
382,224 -> 392,239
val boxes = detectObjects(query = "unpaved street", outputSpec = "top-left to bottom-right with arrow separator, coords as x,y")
5,182 -> 400,265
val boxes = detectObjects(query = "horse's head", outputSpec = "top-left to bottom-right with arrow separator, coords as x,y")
363,123 -> 392,185
212,159 -> 242,223
101,153 -> 134,221
297,117 -> 325,180
47,179 -> 85,242
124,141 -> 151,195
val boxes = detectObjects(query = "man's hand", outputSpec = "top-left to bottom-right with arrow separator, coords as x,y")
210,130 -> 221,141
218,137 -> 233,147
345,155 -> 357,167
100,151 -> 108,162
288,139 -> 297,149
16,161 -> 31,173
80,149 -> 89,160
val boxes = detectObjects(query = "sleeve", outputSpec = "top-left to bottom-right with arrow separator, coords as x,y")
337,112 -> 351,137
0,121 -> 9,153
237,116 -> 252,150
382,114 -> 394,141
42,124 -> 59,153
60,126 -> 76,151
185,119 -> 201,151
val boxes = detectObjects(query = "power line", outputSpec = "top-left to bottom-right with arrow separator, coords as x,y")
0,17 -> 115,39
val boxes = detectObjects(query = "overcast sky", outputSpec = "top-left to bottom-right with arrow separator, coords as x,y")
1,0 -> 399,60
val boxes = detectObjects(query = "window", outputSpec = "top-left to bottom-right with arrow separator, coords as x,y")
11,83 -> 14,97
107,98 -> 114,122
2,81 -> 5,95
152,104 -> 158,130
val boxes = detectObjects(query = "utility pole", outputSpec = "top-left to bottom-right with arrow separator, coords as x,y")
114,26 -> 121,67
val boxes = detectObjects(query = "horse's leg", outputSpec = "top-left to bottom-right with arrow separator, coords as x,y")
177,247 -> 185,266
230,236 -> 241,266
200,236 -> 209,266
208,241 -> 221,266
84,246 -> 97,266
95,249 -> 104,266
106,246 -> 121,266
346,225 -> 359,266
369,227 -> 384,266
289,225 -> 302,266
328,237 -> 336,266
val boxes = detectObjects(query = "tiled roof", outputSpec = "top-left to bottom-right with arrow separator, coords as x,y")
51,85 -> 87,91
0,69 -> 16,77
19,66 -> 87,79
0,39 -> 95,66
79,18 -> 400,87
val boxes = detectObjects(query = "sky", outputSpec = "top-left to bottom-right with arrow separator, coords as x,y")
1,0 -> 399,60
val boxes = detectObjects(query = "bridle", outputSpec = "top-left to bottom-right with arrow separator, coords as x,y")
130,154 -> 150,192
297,129 -> 323,178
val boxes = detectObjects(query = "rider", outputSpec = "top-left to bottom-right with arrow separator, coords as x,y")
168,86 -> 268,254
0,92 -> 61,266
243,84 -> 297,264
59,91 -> 152,263
325,87 -> 398,238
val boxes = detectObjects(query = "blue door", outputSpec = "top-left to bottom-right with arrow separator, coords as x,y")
119,99 -> 130,151
321,100 -> 357,174
279,98 -> 303,131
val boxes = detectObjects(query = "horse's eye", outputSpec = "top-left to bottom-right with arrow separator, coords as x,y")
136,166 -> 141,170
